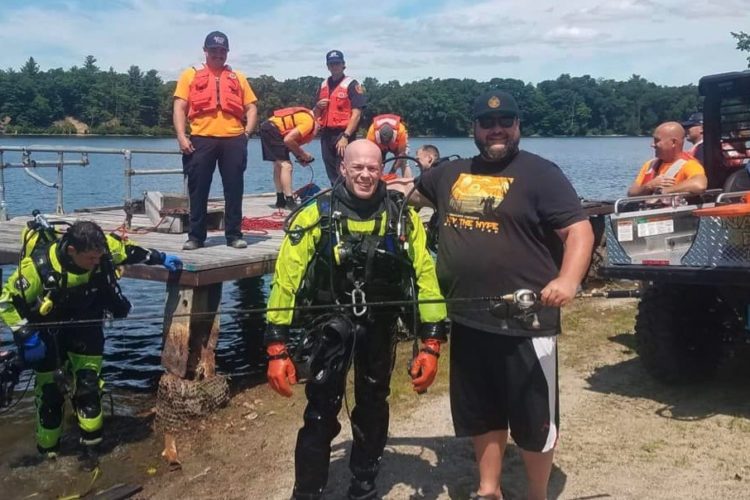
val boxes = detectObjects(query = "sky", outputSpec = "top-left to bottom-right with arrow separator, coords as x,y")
1,0 -> 749,86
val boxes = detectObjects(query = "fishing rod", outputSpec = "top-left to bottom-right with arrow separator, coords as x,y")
7,288 -> 641,330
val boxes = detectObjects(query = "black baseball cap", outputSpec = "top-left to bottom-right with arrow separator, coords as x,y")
204,31 -> 229,50
326,50 -> 345,64
681,112 -> 703,128
472,90 -> 519,119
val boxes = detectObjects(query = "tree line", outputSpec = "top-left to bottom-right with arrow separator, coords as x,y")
0,55 -> 715,137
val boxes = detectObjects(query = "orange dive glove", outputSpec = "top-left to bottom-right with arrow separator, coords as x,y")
410,338 -> 441,394
266,342 -> 297,397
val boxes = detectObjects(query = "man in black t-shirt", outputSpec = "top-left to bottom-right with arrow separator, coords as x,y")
417,90 -> 593,500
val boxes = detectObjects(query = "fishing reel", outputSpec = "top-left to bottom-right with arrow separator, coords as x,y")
490,289 -> 542,330
0,350 -> 21,408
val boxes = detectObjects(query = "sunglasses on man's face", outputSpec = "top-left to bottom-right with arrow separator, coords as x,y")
477,115 -> 516,129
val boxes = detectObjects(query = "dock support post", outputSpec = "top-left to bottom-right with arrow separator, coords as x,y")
156,282 -> 229,463
161,282 -> 222,378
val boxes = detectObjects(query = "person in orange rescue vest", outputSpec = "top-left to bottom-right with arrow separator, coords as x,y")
314,50 -> 366,185
366,114 -> 411,179
173,30 -> 258,250
259,107 -> 318,210
627,121 -> 707,197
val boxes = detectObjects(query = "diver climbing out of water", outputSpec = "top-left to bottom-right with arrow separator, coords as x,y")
0,218 -> 182,459
264,140 -> 447,500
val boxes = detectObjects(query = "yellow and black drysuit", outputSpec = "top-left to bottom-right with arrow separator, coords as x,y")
265,182 -> 447,499
0,229 -> 169,453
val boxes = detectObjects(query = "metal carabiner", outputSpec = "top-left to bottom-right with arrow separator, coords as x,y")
351,282 -> 367,317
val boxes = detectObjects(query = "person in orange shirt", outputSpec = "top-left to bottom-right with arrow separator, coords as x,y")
366,114 -> 411,178
173,31 -> 258,250
627,121 -> 707,197
259,107 -> 318,210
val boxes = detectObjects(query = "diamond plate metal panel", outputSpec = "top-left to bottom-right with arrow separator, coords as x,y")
683,215 -> 750,267
604,216 -> 632,265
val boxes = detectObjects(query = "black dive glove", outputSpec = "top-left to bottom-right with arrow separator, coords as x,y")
264,324 -> 290,345
419,321 -> 448,342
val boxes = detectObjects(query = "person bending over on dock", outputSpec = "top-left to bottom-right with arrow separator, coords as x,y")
173,30 -> 258,250
627,121 -> 707,197
264,139 -> 447,500
259,106 -> 318,210
416,90 -> 594,500
366,114 -> 411,178
0,219 -> 181,459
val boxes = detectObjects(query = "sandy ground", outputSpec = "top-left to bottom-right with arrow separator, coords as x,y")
4,296 -> 750,499
139,297 -> 750,500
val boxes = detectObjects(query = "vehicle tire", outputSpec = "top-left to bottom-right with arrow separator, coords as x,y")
634,284 -> 724,384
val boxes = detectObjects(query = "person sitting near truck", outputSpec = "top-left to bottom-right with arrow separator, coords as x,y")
681,112 -> 704,165
627,121 -> 707,197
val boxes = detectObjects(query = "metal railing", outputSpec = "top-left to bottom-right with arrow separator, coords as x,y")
0,145 -> 183,222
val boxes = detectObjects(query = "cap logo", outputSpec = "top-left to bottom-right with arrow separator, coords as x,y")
488,96 -> 501,109
212,35 -> 225,45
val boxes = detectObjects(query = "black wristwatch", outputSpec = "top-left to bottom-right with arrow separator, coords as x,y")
342,132 -> 351,140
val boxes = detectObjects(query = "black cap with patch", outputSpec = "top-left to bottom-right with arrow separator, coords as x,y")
204,31 -> 229,50
326,50 -> 345,64
681,112 -> 703,128
472,90 -> 519,119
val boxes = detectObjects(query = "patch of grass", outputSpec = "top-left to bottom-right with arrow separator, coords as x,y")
640,438 -> 666,454
560,299 -> 637,370
727,417 -> 750,433
389,339 -> 450,406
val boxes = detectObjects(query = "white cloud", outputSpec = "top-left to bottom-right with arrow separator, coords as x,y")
566,0 -> 660,23
0,0 -> 747,86
543,26 -> 604,44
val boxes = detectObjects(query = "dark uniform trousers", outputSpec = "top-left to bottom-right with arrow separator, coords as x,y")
293,314 -> 396,498
319,129 -> 356,185
182,134 -> 248,243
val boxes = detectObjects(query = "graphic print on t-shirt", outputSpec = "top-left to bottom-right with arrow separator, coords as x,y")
445,173 -> 513,234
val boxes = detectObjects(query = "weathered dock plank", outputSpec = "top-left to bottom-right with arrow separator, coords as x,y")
0,193 -> 288,285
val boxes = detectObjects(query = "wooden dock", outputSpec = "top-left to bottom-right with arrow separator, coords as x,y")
0,193 -> 291,380
0,192 -> 440,382
0,193 -> 289,286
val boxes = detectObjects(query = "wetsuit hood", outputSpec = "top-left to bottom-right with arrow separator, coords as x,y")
332,181 -> 388,219
55,239 -> 90,275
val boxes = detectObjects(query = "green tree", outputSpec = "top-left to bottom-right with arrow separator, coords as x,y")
732,31 -> 750,67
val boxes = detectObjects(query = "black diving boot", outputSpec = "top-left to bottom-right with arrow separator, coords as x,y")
285,196 -> 299,210
275,192 -> 285,208
37,444 -> 59,460
78,444 -> 100,472
347,477 -> 377,500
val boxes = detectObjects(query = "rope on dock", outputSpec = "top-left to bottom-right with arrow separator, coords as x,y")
240,210 -> 287,235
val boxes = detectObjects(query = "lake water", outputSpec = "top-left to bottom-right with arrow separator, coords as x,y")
0,135 -> 650,412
